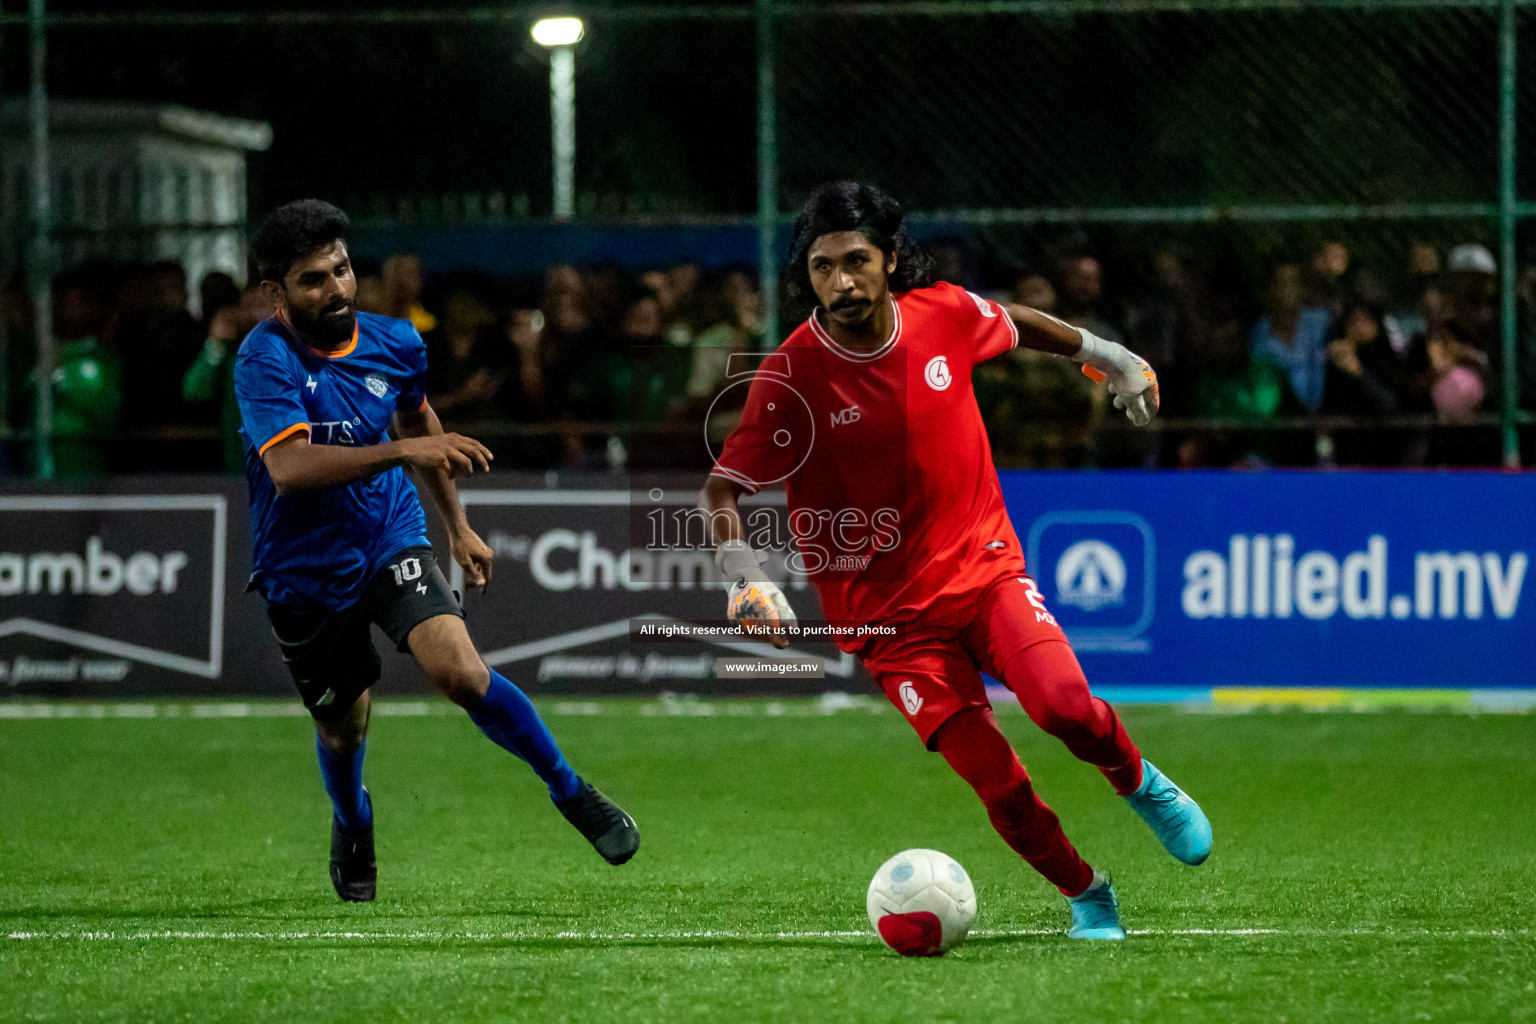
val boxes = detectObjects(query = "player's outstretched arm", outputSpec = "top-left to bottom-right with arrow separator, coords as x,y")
394,401 -> 494,589
699,475 -> 797,650
1002,303 -> 1161,427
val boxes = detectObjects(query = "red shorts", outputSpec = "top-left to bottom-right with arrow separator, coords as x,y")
863,574 -> 1070,748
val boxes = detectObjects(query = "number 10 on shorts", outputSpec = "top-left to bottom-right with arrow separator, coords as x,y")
389,557 -> 422,586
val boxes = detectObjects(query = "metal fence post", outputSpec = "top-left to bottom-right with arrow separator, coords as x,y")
1499,0 -> 1520,467
756,0 -> 778,349
29,0 -> 53,480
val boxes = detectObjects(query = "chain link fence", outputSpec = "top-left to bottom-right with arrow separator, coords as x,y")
0,0 -> 1531,472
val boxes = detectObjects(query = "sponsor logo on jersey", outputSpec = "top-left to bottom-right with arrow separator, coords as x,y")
1056,539 -> 1128,611
364,373 -> 390,399
924,356 -> 952,392
898,680 -> 923,716
306,375 -> 318,393
830,404 -> 861,427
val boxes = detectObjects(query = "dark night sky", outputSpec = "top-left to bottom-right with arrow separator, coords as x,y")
2,1 -> 760,216
3,1 -> 1532,219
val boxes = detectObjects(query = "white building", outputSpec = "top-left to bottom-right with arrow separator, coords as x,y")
0,101 -> 271,312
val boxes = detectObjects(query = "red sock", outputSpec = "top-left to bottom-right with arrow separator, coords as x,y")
933,707 -> 1094,896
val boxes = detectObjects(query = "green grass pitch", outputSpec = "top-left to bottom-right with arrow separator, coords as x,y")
2,699 -> 1533,1023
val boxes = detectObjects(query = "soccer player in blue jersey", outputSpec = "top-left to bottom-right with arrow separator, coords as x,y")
235,199 -> 638,901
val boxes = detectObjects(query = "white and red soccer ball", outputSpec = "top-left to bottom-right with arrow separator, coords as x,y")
867,849 -> 977,956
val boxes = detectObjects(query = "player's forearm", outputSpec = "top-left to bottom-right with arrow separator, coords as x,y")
395,404 -> 471,534
699,475 -> 747,547
264,439 -> 411,495
1002,303 -> 1085,357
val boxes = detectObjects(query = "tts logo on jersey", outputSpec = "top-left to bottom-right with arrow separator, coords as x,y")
1027,512 -> 1155,653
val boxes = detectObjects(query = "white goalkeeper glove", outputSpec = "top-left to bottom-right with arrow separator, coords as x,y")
716,539 -> 797,650
1072,329 -> 1161,427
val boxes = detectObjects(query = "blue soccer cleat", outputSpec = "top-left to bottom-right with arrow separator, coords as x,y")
1067,871 -> 1125,940
1124,759 -> 1212,865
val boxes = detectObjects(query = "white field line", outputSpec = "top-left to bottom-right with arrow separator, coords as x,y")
1,694 -> 1533,722
3,927 -> 1529,942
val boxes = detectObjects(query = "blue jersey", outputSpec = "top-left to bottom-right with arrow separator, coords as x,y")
234,310 -> 431,611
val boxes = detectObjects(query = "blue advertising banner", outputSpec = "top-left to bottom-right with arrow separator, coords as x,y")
1004,471 -> 1533,689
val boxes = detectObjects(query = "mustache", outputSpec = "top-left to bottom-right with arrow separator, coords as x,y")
321,299 -> 355,317
830,297 -> 869,312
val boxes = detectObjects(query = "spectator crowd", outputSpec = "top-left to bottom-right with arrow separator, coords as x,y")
2,235 -> 1532,478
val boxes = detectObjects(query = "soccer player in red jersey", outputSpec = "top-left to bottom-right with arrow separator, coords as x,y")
699,183 -> 1211,942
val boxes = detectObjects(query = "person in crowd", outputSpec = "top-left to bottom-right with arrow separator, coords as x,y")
1055,255 -> 1123,345
686,268 -> 762,407
495,280 -> 577,468
183,285 -> 279,472
1183,292 -> 1309,468
198,271 -> 242,335
1124,248 -> 1208,417
382,254 -> 436,334
1389,242 -> 1441,352
1,275 -> 35,452
118,260 -> 203,435
1399,243 -> 1500,465
352,257 -> 387,315
620,286 -> 691,425
1012,273 -> 1056,313
1306,240 -> 1350,318
1320,297 -> 1421,466
1251,262 -> 1331,414
663,261 -> 703,347
423,276 -> 510,422
1413,244 -> 1497,422
30,264 -> 123,476
974,269 -> 1097,467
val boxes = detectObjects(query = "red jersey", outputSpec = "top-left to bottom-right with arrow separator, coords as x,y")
710,281 -> 1025,650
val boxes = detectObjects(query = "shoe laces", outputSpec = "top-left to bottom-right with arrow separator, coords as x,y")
1142,771 -> 1187,810
1070,879 -> 1119,924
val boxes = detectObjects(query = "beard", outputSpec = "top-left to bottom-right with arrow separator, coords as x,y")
288,298 -> 356,347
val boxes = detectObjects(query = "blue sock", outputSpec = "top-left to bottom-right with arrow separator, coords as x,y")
316,736 -> 372,831
467,670 -> 581,802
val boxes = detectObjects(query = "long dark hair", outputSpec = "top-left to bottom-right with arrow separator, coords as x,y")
784,182 -> 933,306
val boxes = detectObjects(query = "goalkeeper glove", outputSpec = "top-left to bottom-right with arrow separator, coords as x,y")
716,539 -> 797,650
1073,329 -> 1161,427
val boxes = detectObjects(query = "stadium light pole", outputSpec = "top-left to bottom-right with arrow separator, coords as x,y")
532,16 -> 583,221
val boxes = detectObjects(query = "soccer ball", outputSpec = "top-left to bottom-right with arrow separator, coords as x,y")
866,849 -> 977,956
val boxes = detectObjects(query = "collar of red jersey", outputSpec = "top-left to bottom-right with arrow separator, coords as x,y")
808,298 -> 902,362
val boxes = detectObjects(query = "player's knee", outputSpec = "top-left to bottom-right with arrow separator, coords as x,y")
431,659 -> 490,706
315,722 -> 364,756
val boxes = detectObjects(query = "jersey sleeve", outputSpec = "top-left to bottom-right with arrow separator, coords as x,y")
395,324 -> 430,414
234,340 -> 310,456
709,352 -> 809,495
940,281 -> 1019,366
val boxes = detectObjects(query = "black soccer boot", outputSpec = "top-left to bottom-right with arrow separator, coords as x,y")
555,780 -> 640,866
329,798 -> 377,902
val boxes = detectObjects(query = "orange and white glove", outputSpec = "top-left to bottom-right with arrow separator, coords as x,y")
1073,329 -> 1160,427
716,539 -> 797,650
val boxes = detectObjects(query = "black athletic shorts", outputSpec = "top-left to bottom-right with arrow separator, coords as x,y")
265,545 -> 462,719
